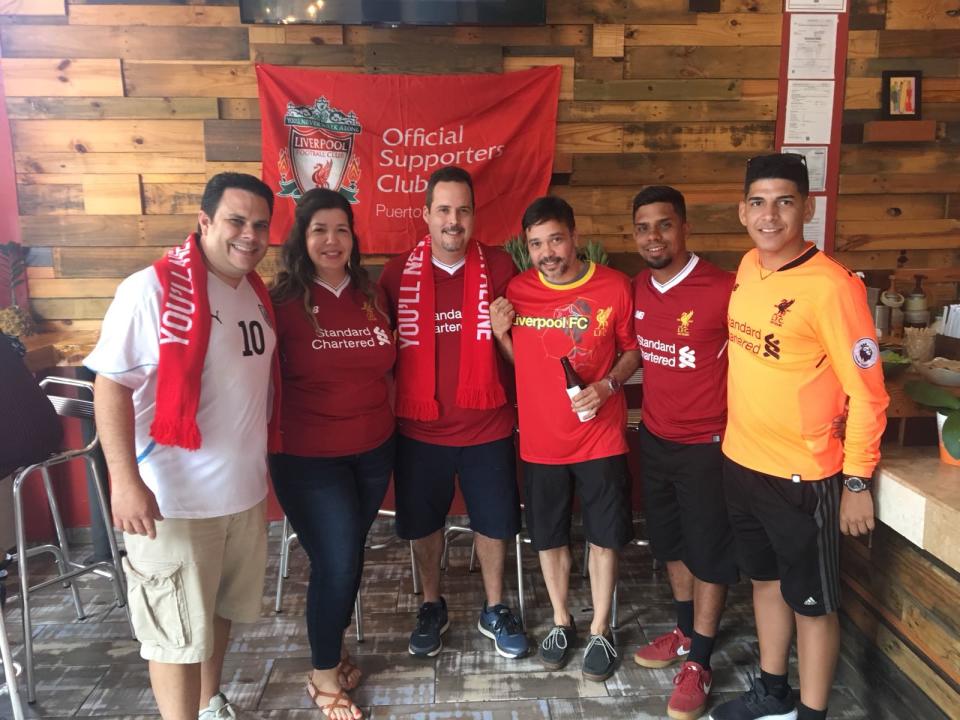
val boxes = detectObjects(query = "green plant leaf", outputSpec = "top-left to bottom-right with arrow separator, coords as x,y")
503,234 -> 531,272
904,380 -> 960,411
942,411 -> 960,460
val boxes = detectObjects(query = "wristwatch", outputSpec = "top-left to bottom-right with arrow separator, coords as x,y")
605,375 -> 622,394
843,474 -> 872,493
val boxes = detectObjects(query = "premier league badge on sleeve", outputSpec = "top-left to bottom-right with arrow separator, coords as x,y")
277,97 -> 362,204
852,338 -> 879,369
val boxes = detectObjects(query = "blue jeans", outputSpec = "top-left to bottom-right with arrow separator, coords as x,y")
269,434 -> 394,669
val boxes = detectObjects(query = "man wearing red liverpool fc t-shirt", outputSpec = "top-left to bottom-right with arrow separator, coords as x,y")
379,166 -> 528,661
490,196 -> 640,683
630,186 -> 738,720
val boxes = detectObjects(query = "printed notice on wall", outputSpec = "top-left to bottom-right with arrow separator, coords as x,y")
781,146 -> 828,192
784,80 -> 835,144
788,14 -> 837,79
804,195 -> 828,250
786,0 -> 846,11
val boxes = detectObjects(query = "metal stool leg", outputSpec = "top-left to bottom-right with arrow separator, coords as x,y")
611,583 -> 619,630
409,541 -> 421,595
12,476 -> 36,704
275,516 -> 294,614
354,594 -> 364,643
87,457 -> 130,632
0,604 -> 25,720
515,533 -> 525,627
468,538 -> 477,573
40,467 -> 84,620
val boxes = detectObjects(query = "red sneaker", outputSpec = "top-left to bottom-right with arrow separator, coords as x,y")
667,661 -> 712,720
633,626 -> 691,668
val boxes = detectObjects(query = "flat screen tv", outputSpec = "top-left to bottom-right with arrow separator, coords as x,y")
240,0 -> 547,26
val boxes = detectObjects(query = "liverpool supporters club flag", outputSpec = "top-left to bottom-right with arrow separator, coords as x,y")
256,65 -> 561,254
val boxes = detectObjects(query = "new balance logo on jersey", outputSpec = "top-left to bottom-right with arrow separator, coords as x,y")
635,309 -> 645,320
678,346 -> 696,369
763,333 -> 780,359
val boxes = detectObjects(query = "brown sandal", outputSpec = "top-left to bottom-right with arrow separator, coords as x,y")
337,655 -> 363,690
306,676 -> 362,719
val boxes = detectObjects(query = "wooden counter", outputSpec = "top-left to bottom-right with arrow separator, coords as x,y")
21,330 -> 99,372
840,444 -> 960,716
875,446 -> 960,572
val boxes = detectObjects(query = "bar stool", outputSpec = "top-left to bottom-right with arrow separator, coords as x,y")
274,509 -> 419,642
8,377 -> 128,704
1,554 -> 25,720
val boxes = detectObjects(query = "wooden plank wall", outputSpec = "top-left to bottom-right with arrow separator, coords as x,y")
841,526 -> 960,717
1,0 -> 958,328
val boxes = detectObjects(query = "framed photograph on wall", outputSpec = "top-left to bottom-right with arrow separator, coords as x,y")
881,70 -> 922,120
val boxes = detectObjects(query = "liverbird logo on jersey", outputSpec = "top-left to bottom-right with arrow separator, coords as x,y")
276,97 -> 362,203
771,298 -> 795,327
594,306 -> 612,336
677,310 -> 694,337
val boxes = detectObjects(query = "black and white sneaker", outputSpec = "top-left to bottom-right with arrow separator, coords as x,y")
582,633 -> 618,682
709,677 -> 797,720
539,617 -> 576,670
408,597 -> 450,657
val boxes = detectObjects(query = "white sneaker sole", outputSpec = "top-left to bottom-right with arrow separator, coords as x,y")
408,620 -> 450,657
477,620 -> 527,659
708,711 -> 797,720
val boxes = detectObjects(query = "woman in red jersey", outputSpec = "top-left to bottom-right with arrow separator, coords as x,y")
269,189 -> 395,720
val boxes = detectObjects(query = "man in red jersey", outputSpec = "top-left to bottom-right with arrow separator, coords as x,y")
379,166 -> 528,660
490,196 -> 640,683
711,154 -> 887,720
630,186 -> 738,720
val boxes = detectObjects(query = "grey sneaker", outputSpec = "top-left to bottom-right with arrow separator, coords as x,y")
199,692 -> 240,720
409,597 -> 450,657
582,633 -> 618,682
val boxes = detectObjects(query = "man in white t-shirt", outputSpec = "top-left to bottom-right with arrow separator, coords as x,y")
86,173 -> 276,720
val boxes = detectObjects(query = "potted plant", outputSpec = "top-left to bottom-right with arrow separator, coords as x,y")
0,242 -> 36,356
904,380 -> 960,465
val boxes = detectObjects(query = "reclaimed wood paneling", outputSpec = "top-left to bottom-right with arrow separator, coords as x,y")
123,63 -> 257,98
66,4 -> 241,26
16,151 -> 205,175
592,24 -> 625,58
841,524 -> 960,715
624,14 -> 782,47
575,78 -> 745,101
12,120 -> 204,153
0,26 -> 250,61
559,99 -> 776,122
6,0 -> 957,329
1,59 -> 123,97
0,0 -> 64,16
624,45 -> 781,79
5,96 -> 219,120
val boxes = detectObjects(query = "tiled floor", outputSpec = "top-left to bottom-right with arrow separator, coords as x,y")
1,520 -> 946,719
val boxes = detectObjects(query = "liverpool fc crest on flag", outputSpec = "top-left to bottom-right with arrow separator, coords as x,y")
276,97 -> 362,203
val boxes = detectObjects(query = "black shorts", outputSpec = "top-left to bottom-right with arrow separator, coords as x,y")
639,425 -> 738,585
523,455 -> 634,552
394,434 -> 521,541
722,456 -> 841,617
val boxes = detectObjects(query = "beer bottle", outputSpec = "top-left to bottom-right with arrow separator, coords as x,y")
561,356 -> 595,422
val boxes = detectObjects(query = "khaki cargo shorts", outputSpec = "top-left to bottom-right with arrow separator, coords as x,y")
122,500 -> 267,664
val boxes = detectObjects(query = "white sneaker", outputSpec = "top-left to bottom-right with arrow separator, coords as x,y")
198,692 -> 240,720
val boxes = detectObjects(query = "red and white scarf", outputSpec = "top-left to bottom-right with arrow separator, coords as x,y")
394,236 -> 506,421
150,234 -> 281,451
